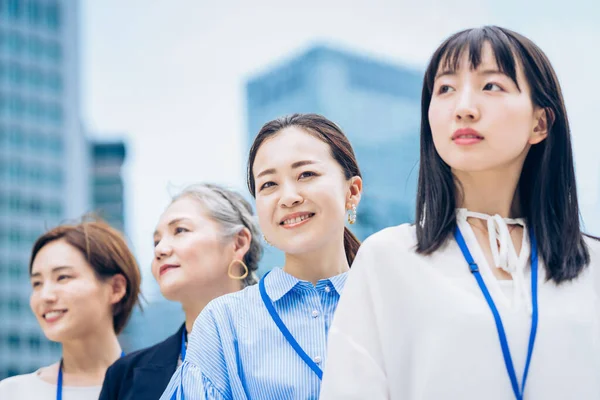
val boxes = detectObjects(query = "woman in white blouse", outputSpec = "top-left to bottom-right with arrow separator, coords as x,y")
320,26 -> 600,400
0,220 -> 141,400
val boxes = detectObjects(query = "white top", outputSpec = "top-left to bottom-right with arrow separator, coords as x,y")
320,215 -> 600,400
0,369 -> 101,400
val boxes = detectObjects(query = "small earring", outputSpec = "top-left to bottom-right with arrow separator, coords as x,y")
347,204 -> 357,225
228,259 -> 249,280
262,234 -> 272,247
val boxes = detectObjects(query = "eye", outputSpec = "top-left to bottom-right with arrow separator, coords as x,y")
174,227 -> 188,234
483,82 -> 503,91
153,239 -> 160,247
57,275 -> 71,282
259,181 -> 276,191
299,171 -> 317,180
437,84 -> 455,94
31,281 -> 41,288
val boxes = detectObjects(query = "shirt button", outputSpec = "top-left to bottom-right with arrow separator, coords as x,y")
313,356 -> 322,364
324,286 -> 331,293
311,310 -> 319,318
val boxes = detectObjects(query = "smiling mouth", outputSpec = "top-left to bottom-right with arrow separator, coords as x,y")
280,213 -> 315,226
43,310 -> 67,321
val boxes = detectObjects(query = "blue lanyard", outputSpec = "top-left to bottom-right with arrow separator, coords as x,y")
56,351 -> 125,400
174,328 -> 187,400
259,271 -> 324,380
454,226 -> 539,400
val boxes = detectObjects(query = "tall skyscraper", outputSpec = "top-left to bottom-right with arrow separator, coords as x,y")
246,45 -> 423,273
91,140 -> 127,232
0,0 -> 88,378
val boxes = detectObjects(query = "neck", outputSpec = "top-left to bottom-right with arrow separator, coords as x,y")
283,239 -> 349,285
181,278 -> 241,333
454,166 -> 522,218
61,325 -> 122,376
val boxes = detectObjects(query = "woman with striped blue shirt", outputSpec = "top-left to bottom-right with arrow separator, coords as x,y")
160,113 -> 363,400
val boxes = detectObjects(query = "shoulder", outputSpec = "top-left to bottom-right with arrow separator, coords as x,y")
106,326 -> 183,377
363,223 -> 417,249
356,223 -> 417,262
203,285 -> 259,319
584,234 -> 600,259
0,371 -> 47,395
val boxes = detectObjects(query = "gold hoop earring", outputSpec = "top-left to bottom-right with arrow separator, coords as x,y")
347,204 -> 357,225
228,259 -> 249,280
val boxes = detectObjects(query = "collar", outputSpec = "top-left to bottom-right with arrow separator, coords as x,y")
264,267 -> 349,302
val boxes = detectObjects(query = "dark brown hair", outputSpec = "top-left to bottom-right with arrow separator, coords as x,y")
416,26 -> 590,283
29,219 -> 142,334
247,113 -> 362,265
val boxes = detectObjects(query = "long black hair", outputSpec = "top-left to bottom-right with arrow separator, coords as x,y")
416,25 -> 591,284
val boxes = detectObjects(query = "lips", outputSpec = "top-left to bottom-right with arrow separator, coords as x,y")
159,264 -> 180,276
43,310 -> 67,322
452,128 -> 483,140
280,212 -> 315,226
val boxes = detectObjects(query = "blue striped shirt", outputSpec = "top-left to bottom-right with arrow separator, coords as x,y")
160,267 -> 348,400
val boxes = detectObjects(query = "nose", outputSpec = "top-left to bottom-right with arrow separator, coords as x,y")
278,182 -> 304,208
39,282 -> 58,303
154,238 -> 173,260
455,88 -> 480,122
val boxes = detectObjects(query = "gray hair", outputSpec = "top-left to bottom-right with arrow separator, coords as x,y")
172,183 -> 262,287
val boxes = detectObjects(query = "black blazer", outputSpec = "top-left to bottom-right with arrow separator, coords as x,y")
99,324 -> 186,400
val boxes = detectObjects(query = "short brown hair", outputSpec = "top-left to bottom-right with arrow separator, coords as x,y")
29,219 -> 142,334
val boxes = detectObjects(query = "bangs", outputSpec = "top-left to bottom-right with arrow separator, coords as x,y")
433,26 -> 521,90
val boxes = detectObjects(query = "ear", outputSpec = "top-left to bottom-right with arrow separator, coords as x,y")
232,227 -> 252,261
529,107 -> 552,145
109,273 -> 127,306
345,176 -> 363,210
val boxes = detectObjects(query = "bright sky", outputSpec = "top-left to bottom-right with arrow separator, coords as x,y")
81,0 -> 600,297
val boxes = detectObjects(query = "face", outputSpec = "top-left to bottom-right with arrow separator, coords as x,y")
30,240 -> 119,342
253,126 -> 361,255
152,196 -> 237,301
428,42 -> 547,174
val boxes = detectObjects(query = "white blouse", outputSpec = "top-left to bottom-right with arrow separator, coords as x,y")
320,214 -> 600,400
0,369 -> 101,400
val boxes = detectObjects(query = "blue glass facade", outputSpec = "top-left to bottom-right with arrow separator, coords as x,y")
0,0 -> 86,379
246,46 -> 422,273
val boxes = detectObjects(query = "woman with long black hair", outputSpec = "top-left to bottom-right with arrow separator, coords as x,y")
321,26 -> 600,400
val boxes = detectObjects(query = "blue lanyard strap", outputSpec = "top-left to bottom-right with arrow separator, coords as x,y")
175,327 -> 187,400
56,351 -> 125,400
454,226 -> 539,400
259,272 -> 324,380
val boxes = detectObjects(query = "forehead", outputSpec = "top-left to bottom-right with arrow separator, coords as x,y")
155,197 -> 210,232
253,126 -> 333,172
31,240 -> 89,274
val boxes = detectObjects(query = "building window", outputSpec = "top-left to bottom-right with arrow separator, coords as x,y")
8,62 -> 24,84
27,35 -> 43,58
8,261 -> 21,279
27,0 -> 41,25
28,67 -> 43,88
8,298 -> 21,315
28,335 -> 41,351
45,2 -> 60,31
7,0 -> 22,19
8,333 -> 21,349
46,40 -> 62,62
7,31 -> 23,54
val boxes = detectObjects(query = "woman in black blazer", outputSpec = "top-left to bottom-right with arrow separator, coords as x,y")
99,183 -> 263,399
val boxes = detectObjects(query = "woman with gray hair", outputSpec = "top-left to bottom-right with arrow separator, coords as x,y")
99,183 -> 262,400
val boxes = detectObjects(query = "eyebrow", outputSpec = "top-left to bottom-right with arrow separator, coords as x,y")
256,160 -> 318,179
153,217 -> 192,237
434,68 -> 507,80
30,266 -> 74,278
